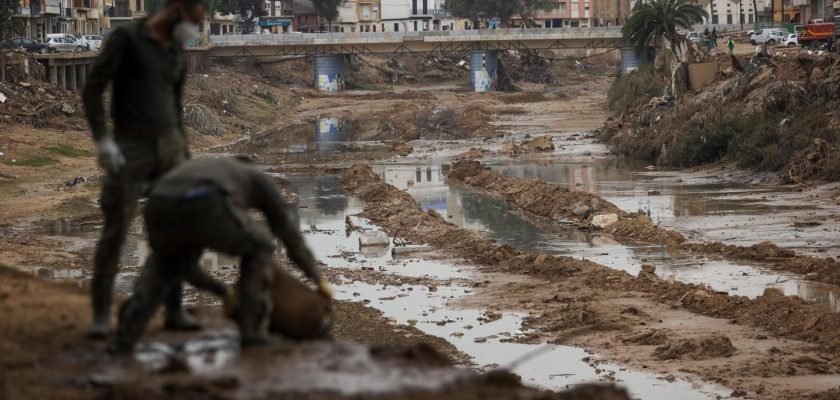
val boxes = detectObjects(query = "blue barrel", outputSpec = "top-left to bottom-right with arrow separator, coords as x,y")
314,54 -> 345,92
470,51 -> 498,92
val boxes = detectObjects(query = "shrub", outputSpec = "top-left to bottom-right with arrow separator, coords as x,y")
607,66 -> 664,114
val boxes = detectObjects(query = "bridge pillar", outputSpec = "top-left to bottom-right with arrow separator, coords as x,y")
68,63 -> 77,92
57,65 -> 66,91
313,54 -> 345,93
49,65 -> 57,86
470,51 -> 499,92
76,63 -> 87,90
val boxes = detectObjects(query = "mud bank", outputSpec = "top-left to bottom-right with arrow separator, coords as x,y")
448,160 -> 840,287
339,164 -> 840,398
0,267 -> 632,400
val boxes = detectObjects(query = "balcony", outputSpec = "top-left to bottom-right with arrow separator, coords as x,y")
111,8 -> 144,18
791,0 -> 808,6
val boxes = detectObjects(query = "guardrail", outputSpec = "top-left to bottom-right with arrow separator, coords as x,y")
210,27 -> 624,44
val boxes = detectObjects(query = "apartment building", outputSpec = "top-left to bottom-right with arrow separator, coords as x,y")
704,0 -> 757,25
107,0 -> 145,28
15,0 -> 63,40
535,0 -> 595,27
380,0 -> 456,32
593,0 -> 631,25
259,0 -> 294,32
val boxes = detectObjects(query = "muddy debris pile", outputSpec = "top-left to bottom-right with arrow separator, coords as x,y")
0,51 -> 84,130
599,50 -> 840,184
652,334 -> 737,360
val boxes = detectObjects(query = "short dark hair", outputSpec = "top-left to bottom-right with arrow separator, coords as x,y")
166,0 -> 207,10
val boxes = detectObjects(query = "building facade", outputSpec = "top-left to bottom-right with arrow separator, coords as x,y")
535,0 -> 595,27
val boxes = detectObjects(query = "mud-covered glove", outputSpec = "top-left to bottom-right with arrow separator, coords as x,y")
316,278 -> 333,301
96,137 -> 125,173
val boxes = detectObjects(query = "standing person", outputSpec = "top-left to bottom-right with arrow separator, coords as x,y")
703,27 -> 710,39
82,0 -> 207,338
115,157 -> 332,351
712,27 -> 718,47
728,36 -> 735,54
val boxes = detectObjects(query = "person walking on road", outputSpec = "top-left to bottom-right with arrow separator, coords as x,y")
728,37 -> 735,54
115,157 -> 332,352
82,0 -> 207,338
712,27 -> 718,47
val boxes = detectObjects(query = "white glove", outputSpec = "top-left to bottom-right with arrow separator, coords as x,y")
96,137 -> 125,173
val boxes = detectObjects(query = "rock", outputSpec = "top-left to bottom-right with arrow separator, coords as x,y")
533,253 -> 549,266
520,136 -> 555,152
359,230 -> 390,247
591,213 -> 619,229
60,103 -> 75,115
572,204 -> 592,220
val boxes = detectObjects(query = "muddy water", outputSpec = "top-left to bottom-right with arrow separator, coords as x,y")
287,175 -> 729,399
371,164 -> 840,312
485,150 -> 840,261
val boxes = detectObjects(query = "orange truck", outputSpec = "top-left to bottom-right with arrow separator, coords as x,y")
796,20 -> 835,49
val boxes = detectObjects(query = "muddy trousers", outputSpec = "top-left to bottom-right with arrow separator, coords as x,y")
90,132 -> 188,334
115,250 -> 229,351
116,190 -> 276,349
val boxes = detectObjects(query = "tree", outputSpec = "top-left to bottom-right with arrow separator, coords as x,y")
217,0 -> 265,33
442,0 -> 485,29
622,0 -> 706,97
1,0 -> 24,82
313,0 -> 344,32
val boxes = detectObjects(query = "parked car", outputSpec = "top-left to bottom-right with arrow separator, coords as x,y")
750,29 -> 788,45
78,35 -> 104,51
1,37 -> 49,54
782,33 -> 799,46
686,32 -> 703,43
46,33 -> 85,52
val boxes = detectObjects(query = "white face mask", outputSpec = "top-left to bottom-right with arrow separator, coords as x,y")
173,20 -> 199,43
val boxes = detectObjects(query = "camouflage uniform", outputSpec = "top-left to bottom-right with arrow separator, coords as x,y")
83,18 -> 191,335
116,158 -> 321,351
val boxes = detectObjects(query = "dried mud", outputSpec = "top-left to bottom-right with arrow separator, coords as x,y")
339,164 -> 840,397
448,160 -> 840,286
0,267 -> 632,400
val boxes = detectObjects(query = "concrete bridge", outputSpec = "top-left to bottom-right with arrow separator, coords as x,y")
210,28 -> 625,92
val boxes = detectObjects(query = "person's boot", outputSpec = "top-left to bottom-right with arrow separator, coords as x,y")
163,283 -> 202,331
88,275 -> 114,339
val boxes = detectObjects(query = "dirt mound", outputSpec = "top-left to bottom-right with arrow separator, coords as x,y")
652,334 -> 736,360
782,138 -> 836,184
606,215 -> 686,246
447,160 -> 624,228
500,136 -> 556,157
341,164 -> 840,355
621,329 -> 670,346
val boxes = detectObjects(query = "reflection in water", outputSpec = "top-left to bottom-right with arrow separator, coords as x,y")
371,164 -> 840,311
229,117 -> 390,163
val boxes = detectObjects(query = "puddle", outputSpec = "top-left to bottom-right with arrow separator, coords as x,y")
485,157 -> 840,260
222,117 -> 391,163
333,280 -> 729,399
370,164 -> 840,311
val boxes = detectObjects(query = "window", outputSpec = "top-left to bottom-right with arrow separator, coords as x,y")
571,3 -> 578,13
394,23 -> 399,31
373,25 -> 377,32
559,2 -> 566,10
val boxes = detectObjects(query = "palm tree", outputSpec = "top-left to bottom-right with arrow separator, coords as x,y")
622,0 -> 707,97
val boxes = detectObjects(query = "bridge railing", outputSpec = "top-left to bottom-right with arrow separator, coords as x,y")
210,27 -> 624,45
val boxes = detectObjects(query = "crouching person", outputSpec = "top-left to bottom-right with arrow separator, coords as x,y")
115,157 -> 331,352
